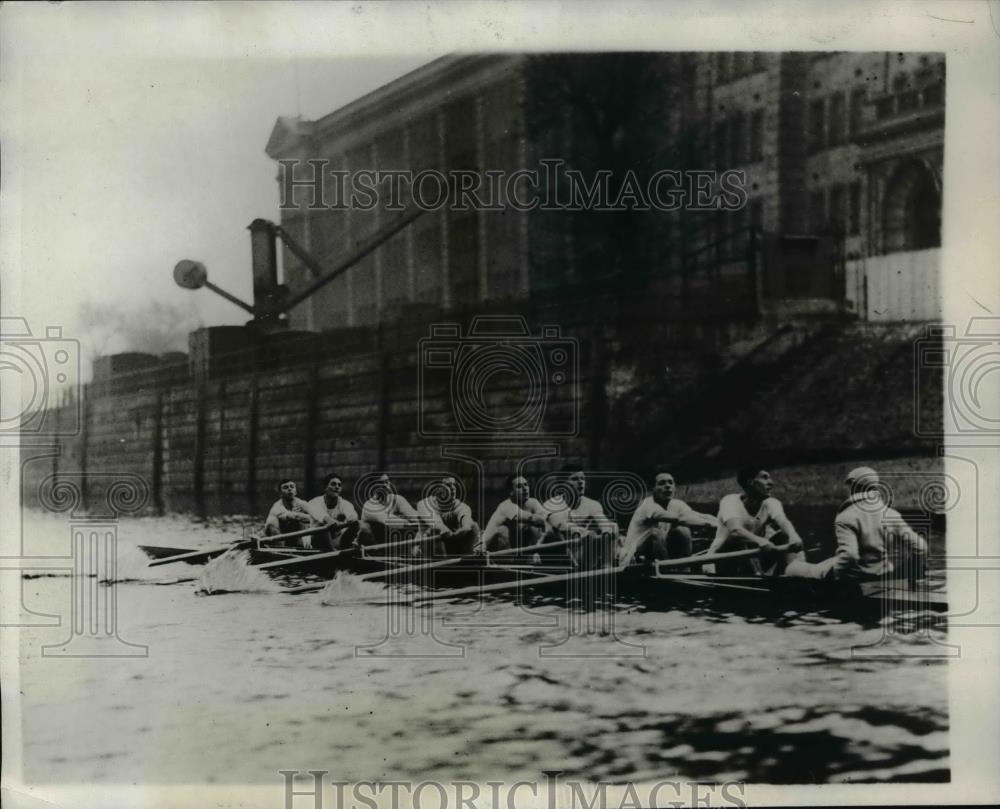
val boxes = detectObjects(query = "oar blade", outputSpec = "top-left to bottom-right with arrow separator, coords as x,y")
147,543 -> 248,567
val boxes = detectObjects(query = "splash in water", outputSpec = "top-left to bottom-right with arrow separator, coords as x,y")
319,571 -> 390,606
196,549 -> 281,595
99,541 -> 170,584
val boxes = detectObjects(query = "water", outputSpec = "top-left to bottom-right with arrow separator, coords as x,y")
15,511 -> 949,785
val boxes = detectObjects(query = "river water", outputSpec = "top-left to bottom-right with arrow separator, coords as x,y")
14,511 -> 949,787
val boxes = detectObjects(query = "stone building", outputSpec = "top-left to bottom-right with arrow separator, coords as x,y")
265,51 -> 944,331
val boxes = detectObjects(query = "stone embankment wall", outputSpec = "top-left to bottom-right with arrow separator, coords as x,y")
21,299 -> 941,523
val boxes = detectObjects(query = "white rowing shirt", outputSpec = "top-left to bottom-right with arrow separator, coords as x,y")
621,496 -> 712,563
265,497 -> 312,531
542,495 -> 617,536
361,493 -> 419,526
305,495 -> 359,526
416,498 -> 474,533
482,497 -> 546,537
709,493 -> 787,552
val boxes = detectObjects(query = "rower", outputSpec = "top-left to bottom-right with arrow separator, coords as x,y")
619,469 -> 719,567
706,465 -> 805,575
784,466 -> 928,582
264,479 -> 314,546
305,472 -> 360,552
479,474 -> 548,553
357,472 -> 427,555
541,464 -> 619,568
416,475 -> 481,555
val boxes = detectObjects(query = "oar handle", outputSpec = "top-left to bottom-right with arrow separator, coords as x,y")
251,524 -> 334,545
485,536 -> 580,558
653,546 -> 762,571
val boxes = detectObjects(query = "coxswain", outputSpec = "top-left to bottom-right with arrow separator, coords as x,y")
783,466 -> 928,582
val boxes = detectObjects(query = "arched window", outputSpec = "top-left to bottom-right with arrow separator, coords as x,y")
882,160 -> 941,253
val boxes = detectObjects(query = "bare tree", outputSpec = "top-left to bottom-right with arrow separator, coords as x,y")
523,53 -> 705,288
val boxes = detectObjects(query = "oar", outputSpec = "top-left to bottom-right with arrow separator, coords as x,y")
651,547 -> 762,574
277,536 -> 581,593
284,557 -> 466,595
484,536 -> 579,559
253,530 -> 441,571
137,544 -> 203,560
409,547 -> 767,603
408,563 -> 631,602
147,524 -> 329,568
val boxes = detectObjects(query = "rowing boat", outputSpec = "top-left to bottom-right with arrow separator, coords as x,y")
358,554 -> 948,618
138,541 -> 948,618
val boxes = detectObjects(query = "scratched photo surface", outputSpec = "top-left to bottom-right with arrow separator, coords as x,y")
2,4 -> 998,809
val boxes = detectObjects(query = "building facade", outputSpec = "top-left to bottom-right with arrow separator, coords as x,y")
265,51 -> 944,332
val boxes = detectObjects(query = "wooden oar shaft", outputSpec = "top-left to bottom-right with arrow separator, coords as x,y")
653,547 -> 762,571
147,524 -> 334,567
254,530 -> 437,571
285,557 -> 465,594
412,564 -> 630,602
254,524 -> 337,544
147,545 -> 242,567
486,536 -> 578,558
408,548 -> 767,603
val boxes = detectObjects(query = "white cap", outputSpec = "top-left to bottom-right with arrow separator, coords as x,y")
845,466 -> 879,486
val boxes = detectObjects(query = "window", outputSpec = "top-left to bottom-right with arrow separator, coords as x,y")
446,97 -> 479,171
413,215 -> 443,305
715,52 -> 730,83
894,73 -> 919,113
750,198 -> 764,232
829,184 -> 846,231
381,232 -> 409,314
732,52 -> 747,77
849,182 -> 862,235
734,205 -> 750,253
752,52 -> 766,72
922,77 -> 944,107
828,92 -> 845,146
351,255 -> 377,326
448,212 -> 480,307
809,190 -> 826,233
849,88 -> 866,136
749,110 -> 764,161
730,114 -> 746,166
876,96 -> 895,118
409,114 -> 439,172
923,61 -> 946,106
714,120 -> 729,168
808,99 -> 826,153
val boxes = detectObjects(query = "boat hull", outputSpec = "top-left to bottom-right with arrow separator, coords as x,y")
274,552 -> 948,617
